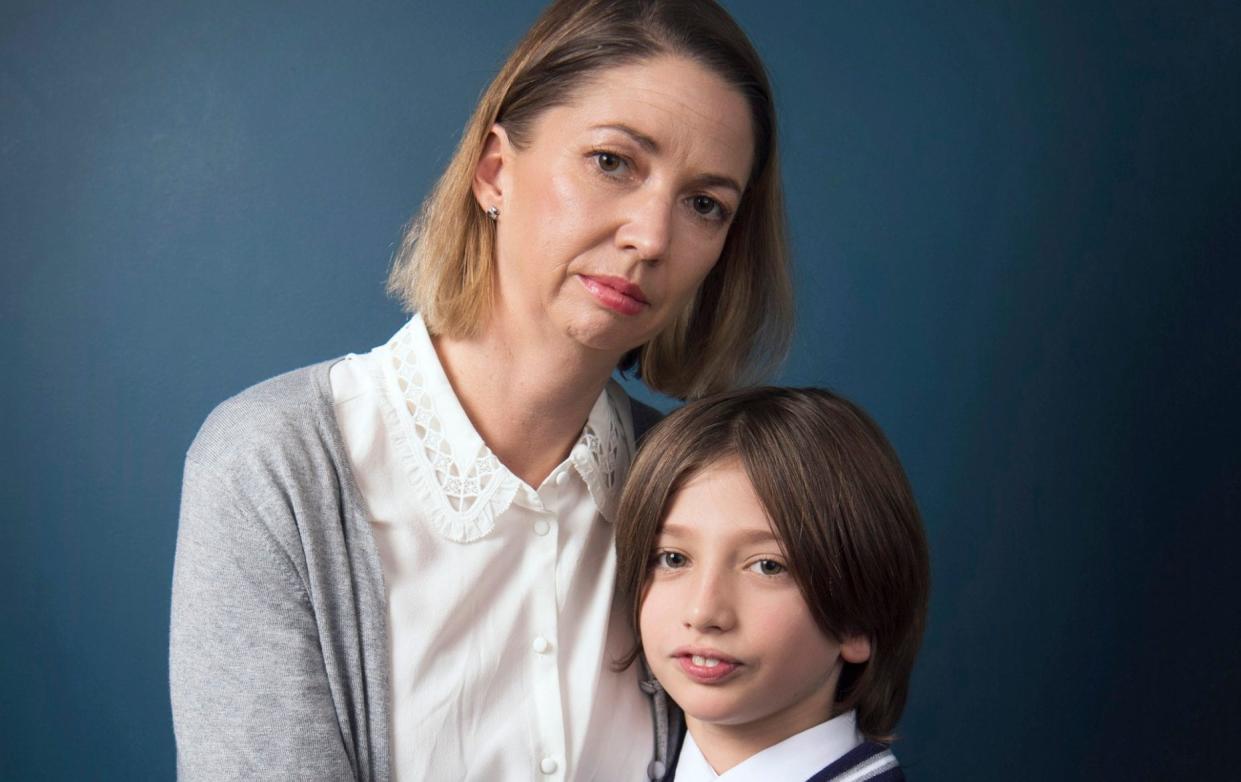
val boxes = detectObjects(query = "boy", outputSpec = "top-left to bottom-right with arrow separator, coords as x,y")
615,387 -> 930,780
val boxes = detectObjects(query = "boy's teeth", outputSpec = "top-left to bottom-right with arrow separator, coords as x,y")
691,654 -> 721,667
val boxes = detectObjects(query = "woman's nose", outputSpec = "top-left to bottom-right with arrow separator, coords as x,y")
682,569 -> 736,633
614,190 -> 673,263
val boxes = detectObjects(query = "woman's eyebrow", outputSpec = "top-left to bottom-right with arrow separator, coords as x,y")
690,173 -> 743,196
593,123 -> 659,152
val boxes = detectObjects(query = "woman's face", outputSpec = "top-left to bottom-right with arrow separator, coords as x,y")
481,56 -> 754,356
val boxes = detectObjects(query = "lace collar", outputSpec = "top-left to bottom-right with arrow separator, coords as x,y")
378,314 -> 633,542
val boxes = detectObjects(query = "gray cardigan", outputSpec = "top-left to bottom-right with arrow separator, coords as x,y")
169,360 -> 678,781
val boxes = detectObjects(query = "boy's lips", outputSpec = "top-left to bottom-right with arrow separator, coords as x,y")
671,646 -> 743,684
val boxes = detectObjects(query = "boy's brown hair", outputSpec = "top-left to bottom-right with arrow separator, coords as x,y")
615,387 -> 930,741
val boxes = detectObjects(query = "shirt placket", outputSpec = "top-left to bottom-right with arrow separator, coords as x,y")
526,472 -> 568,781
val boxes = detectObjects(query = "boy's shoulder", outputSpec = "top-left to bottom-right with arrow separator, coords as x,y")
804,741 -> 903,782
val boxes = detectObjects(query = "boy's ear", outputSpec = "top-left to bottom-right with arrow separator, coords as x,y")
472,123 -> 511,213
840,635 -> 871,664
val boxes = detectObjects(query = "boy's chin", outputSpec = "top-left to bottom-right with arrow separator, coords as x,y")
671,691 -> 753,728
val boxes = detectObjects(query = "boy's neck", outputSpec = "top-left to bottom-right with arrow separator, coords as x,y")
685,700 -> 842,774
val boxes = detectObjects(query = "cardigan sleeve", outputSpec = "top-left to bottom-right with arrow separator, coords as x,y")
169,455 -> 356,781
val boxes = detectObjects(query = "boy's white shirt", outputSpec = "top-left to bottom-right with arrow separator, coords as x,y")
674,710 -> 863,782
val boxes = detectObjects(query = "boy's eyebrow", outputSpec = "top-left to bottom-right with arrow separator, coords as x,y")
659,522 -> 779,545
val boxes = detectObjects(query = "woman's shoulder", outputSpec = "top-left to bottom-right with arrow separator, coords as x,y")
629,397 -> 664,442
186,359 -> 342,478
606,381 -> 665,443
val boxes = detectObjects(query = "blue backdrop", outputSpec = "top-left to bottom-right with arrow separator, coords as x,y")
4,1 -> 1238,778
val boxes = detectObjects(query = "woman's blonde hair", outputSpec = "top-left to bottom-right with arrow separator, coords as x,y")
387,0 -> 792,399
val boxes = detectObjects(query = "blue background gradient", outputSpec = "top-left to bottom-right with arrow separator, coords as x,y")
3,1 -> 1238,778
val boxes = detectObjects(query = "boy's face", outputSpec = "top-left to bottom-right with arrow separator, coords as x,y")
639,460 -> 871,751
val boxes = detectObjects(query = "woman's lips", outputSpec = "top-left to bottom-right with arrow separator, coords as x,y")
675,653 -> 742,684
578,275 -> 649,316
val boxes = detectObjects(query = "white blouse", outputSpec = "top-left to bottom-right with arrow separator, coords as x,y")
329,315 -> 652,781
674,711 -> 863,782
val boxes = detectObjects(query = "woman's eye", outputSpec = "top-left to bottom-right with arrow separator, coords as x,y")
692,195 -> 717,214
594,151 -> 625,174
690,194 -> 729,222
748,559 -> 785,576
654,551 -> 687,569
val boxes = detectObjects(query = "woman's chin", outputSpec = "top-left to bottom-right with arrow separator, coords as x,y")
560,313 -> 652,357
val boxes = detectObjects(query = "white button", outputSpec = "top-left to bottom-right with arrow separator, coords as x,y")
532,636 -> 551,654
540,757 -> 558,774
555,471 -> 569,487
533,519 -> 550,536
571,444 -> 589,461
647,760 -> 667,779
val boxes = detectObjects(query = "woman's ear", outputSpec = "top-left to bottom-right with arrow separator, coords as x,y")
472,124 -> 511,213
840,634 -> 871,665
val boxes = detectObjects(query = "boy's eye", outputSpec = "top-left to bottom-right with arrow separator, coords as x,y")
747,559 -> 785,576
654,551 -> 687,569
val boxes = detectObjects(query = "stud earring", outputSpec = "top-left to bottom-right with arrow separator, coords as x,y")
486,206 -> 500,221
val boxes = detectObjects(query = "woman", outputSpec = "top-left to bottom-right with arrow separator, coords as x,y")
169,1 -> 791,779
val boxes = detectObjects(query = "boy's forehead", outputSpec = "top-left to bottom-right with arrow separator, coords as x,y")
659,460 -> 777,536
658,519 -> 779,545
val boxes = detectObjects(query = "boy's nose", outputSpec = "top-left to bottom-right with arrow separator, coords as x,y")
682,571 -> 736,633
